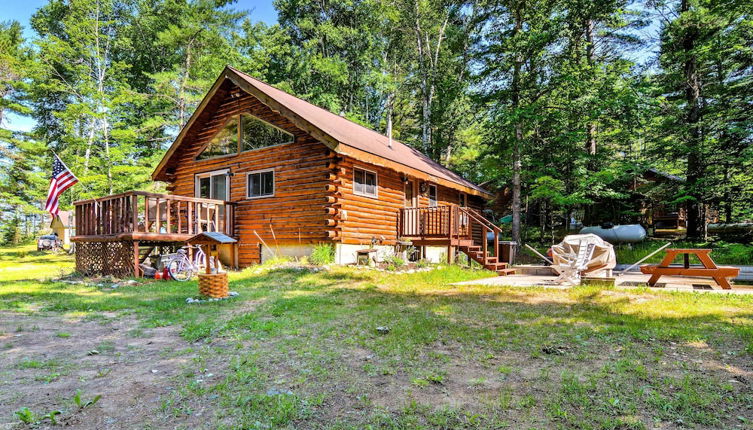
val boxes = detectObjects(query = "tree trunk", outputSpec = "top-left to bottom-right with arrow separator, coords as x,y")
585,18 -> 597,155
681,0 -> 704,239
510,4 -> 524,245
385,92 -> 394,148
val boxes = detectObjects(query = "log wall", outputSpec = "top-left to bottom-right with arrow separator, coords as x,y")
165,81 -> 487,264
334,154 -> 485,246
167,84 -> 330,266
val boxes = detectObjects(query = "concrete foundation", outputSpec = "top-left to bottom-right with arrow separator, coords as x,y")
334,244 -> 449,265
261,244 -> 316,263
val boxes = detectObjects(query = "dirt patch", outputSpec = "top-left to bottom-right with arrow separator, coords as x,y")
0,311 -> 197,429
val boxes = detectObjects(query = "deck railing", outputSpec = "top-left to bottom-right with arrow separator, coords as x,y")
73,191 -> 235,239
399,205 -> 504,256
400,206 -> 453,238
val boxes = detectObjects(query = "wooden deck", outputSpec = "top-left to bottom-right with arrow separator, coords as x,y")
72,191 -> 235,277
73,191 -> 235,242
399,205 -> 515,275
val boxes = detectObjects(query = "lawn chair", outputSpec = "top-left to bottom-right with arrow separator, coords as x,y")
554,240 -> 596,285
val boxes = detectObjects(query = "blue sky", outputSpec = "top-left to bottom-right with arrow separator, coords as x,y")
0,0 -> 278,132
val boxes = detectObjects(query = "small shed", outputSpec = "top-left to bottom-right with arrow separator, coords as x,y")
49,210 -> 75,247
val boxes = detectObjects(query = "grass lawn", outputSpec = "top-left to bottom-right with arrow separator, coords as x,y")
1,243 -> 752,429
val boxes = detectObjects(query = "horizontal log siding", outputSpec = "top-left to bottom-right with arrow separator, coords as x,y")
337,157 -> 403,245
338,155 -> 485,245
167,85 -> 330,266
164,82 -> 488,262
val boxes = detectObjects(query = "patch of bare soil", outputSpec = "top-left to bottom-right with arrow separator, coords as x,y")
0,311 -> 195,429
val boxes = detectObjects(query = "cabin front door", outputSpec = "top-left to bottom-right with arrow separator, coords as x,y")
404,180 -> 417,208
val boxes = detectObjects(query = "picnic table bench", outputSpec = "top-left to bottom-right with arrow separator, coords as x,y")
640,248 -> 739,290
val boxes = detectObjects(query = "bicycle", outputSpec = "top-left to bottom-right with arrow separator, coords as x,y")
165,245 -> 216,281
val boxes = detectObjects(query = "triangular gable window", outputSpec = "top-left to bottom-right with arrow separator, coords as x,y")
197,118 -> 238,160
197,114 -> 293,160
241,114 -> 293,152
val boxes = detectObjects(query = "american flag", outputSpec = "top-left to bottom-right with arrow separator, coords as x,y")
45,154 -> 79,216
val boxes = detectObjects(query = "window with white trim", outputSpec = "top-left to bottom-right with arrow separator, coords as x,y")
353,168 -> 377,197
195,169 -> 229,200
246,170 -> 274,198
428,184 -> 438,207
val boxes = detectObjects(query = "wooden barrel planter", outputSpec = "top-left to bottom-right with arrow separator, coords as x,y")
198,272 -> 229,298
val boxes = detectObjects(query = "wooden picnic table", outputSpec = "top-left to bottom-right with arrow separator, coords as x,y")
640,248 -> 739,290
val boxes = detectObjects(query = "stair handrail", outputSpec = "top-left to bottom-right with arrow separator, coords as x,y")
458,207 -> 503,234
457,206 -> 507,259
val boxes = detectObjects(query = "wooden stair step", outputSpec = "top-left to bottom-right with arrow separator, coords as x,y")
483,261 -> 507,268
496,268 -> 516,276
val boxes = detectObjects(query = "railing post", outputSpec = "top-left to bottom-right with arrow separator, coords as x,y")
143,196 -> 149,233
214,204 -> 219,232
399,208 -> 403,237
188,201 -> 194,234
197,203 -> 203,233
177,201 -> 182,234
155,197 -> 161,234
132,194 -> 138,232
482,225 -> 488,259
448,205 -> 454,240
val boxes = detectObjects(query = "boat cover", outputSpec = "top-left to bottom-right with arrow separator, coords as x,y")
551,234 -> 616,275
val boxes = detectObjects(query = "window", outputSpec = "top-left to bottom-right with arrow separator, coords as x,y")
197,119 -> 238,160
195,169 -> 229,200
428,184 -> 438,207
353,168 -> 377,197
459,192 -> 467,207
247,170 -> 274,198
197,114 -> 294,160
241,114 -> 293,151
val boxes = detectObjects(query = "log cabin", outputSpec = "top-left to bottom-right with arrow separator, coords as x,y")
72,66 -> 513,277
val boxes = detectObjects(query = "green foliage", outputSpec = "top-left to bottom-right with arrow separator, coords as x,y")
382,253 -> 406,270
14,407 -> 60,425
0,0 -> 751,245
614,241 -> 753,265
72,390 -> 101,409
14,407 -> 35,424
310,243 -> 334,265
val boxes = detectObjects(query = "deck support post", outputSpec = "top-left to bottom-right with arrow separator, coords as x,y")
133,240 -> 140,278
447,245 -> 455,264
